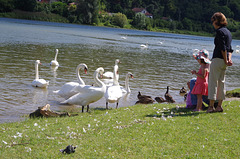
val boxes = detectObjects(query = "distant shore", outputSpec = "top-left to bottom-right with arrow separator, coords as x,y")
0,10 -> 214,38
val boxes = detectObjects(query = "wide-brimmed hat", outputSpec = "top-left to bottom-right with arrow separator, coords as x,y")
193,49 -> 211,64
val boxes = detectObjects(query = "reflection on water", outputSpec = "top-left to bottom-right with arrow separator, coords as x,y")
0,18 -> 240,123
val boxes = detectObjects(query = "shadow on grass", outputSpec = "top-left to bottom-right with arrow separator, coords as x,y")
146,106 -> 206,119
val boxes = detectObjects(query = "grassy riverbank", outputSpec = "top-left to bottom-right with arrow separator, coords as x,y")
0,100 -> 239,158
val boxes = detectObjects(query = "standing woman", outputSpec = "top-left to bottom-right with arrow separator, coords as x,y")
207,12 -> 233,113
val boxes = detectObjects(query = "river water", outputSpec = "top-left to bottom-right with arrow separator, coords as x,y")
0,18 -> 239,123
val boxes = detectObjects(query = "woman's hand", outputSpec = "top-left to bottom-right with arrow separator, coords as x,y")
191,70 -> 196,74
227,60 -> 233,66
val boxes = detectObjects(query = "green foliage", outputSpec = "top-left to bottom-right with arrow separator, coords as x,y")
0,100 -> 240,158
0,0 -> 14,12
132,12 -> 147,29
226,88 -> 240,97
14,0 -> 37,12
2,0 -> 240,39
50,2 -> 68,17
112,12 -> 128,28
75,0 -> 99,25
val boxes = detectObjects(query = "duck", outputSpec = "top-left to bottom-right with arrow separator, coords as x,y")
155,97 -> 166,103
165,86 -> 175,103
50,49 -> 59,66
32,60 -> 49,88
180,87 -> 187,94
61,67 -> 106,113
136,91 -> 154,104
104,64 -> 122,109
53,63 -> 88,99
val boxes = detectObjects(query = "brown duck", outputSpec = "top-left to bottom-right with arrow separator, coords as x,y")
136,91 -> 154,104
155,97 -> 166,103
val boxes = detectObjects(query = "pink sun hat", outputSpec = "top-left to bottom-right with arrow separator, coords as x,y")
193,49 -> 211,64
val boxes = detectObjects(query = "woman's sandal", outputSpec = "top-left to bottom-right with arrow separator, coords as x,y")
215,106 -> 223,112
206,106 -> 215,113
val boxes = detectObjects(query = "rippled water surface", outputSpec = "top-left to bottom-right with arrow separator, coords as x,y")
0,18 -> 240,123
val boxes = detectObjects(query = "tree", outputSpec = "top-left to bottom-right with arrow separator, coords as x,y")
0,0 -> 15,12
112,12 -> 128,28
182,17 -> 193,31
51,2 -> 68,17
132,13 -> 147,29
76,0 -> 99,25
14,0 -> 37,12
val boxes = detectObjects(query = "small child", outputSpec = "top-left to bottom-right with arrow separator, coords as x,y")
186,80 -> 193,108
191,49 -> 211,111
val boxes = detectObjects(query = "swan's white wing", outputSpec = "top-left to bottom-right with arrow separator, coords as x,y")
53,82 -> 80,99
61,87 -> 105,106
102,71 -> 113,79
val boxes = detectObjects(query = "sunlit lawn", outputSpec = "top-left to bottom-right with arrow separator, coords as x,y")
0,100 -> 240,158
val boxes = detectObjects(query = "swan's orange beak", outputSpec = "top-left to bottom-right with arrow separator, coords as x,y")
84,68 -> 87,74
131,75 -> 134,79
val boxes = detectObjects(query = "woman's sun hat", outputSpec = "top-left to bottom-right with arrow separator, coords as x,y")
193,49 -> 211,64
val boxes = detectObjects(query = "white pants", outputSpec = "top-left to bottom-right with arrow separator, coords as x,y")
208,58 -> 227,100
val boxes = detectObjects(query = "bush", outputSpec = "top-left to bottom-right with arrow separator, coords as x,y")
112,12 -> 128,28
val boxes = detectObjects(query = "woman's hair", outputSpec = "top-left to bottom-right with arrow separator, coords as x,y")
200,59 -> 207,64
211,12 -> 227,27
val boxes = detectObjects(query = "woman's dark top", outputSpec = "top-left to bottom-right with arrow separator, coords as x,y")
213,26 -> 233,59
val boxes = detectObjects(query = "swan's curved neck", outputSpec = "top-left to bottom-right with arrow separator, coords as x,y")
125,75 -> 130,93
113,65 -> 119,86
76,64 -> 85,85
35,63 -> 39,80
94,69 -> 106,90
54,50 -> 58,61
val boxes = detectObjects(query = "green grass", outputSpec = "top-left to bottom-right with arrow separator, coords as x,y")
226,88 -> 240,97
0,100 -> 240,158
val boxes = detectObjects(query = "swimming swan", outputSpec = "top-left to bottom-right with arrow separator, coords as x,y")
61,67 -> 106,112
32,60 -> 49,88
53,63 -> 88,99
50,49 -> 59,66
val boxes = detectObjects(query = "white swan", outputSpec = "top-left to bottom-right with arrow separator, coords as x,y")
140,42 -> 148,49
50,49 -> 59,66
102,59 -> 120,79
32,60 -> 49,88
104,65 -> 125,109
61,67 -> 106,112
121,36 -> 127,39
53,63 -> 88,99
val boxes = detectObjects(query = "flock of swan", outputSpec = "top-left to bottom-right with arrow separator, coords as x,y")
31,49 -> 133,112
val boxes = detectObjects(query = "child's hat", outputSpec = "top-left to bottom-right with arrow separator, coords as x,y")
193,49 -> 211,64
